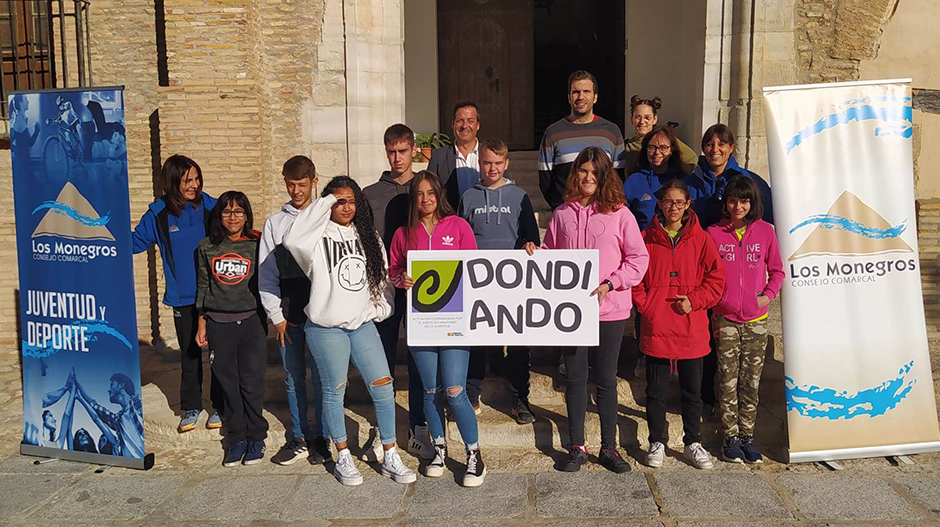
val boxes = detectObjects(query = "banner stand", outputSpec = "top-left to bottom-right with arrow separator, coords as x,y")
788,441 -> 940,464
21,444 -> 154,470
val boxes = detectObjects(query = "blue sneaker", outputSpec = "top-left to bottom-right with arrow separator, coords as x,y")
722,436 -> 745,463
243,440 -> 266,465
739,435 -> 763,464
206,410 -> 222,430
178,409 -> 203,433
223,441 -> 248,467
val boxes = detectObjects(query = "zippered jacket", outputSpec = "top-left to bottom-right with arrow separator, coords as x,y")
706,219 -> 784,323
388,215 -> 477,286
259,202 -> 310,325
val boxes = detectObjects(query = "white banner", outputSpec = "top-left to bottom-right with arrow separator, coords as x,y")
406,250 -> 599,347
763,79 -> 940,462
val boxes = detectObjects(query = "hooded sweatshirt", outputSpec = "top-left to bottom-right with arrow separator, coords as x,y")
282,194 -> 393,330
259,202 -> 312,326
623,166 -> 701,231
132,194 -> 217,306
707,219 -> 784,323
388,215 -> 477,286
687,155 -> 775,228
457,178 -> 540,250
542,201 -> 649,321
363,171 -> 413,252
624,134 -> 698,175
632,210 -> 725,362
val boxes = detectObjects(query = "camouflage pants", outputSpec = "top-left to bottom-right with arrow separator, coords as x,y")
713,315 -> 768,437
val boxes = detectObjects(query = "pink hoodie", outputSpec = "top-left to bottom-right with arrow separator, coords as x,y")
389,215 -> 477,286
706,219 -> 784,323
543,201 -> 649,321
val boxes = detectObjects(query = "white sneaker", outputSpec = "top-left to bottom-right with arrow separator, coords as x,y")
360,427 -> 384,463
683,442 -> 714,470
645,442 -> 665,468
334,448 -> 363,486
424,443 -> 447,477
407,424 -> 434,460
381,447 -> 417,484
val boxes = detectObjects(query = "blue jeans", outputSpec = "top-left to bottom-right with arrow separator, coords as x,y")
279,323 -> 329,442
376,287 -> 426,430
410,346 -> 479,449
305,320 -> 396,446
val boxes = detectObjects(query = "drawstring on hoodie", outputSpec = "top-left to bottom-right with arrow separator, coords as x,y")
670,358 -> 678,375
483,185 -> 504,225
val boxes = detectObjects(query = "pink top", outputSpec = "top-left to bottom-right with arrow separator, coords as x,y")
706,219 -> 784,323
389,215 -> 478,286
543,201 -> 649,321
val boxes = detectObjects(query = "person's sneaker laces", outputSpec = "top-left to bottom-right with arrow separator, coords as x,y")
721,436 -> 745,464
424,443 -> 447,477
407,424 -> 434,460
559,445 -> 588,472
333,448 -> 363,486
645,442 -> 665,468
599,446 -> 631,473
360,427 -> 384,463
243,440 -> 265,465
273,438 -> 307,466
462,449 -> 486,487
683,442 -> 714,469
223,440 -> 247,467
178,409 -> 202,433
206,410 -> 222,430
511,400 -> 535,425
309,436 -> 332,464
739,435 -> 763,464
381,447 -> 417,484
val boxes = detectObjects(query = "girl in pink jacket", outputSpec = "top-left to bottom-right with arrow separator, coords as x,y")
525,147 -> 649,474
705,175 -> 784,465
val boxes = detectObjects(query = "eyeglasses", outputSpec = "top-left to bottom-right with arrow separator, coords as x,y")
221,210 -> 246,218
646,144 -> 672,154
661,199 -> 688,209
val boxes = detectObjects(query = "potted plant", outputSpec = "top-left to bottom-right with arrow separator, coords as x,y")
414,132 -> 451,163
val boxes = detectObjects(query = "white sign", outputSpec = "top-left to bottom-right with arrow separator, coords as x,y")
406,250 -> 599,347
763,79 -> 940,462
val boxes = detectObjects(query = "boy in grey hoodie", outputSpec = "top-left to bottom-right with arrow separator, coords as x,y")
458,138 -> 540,424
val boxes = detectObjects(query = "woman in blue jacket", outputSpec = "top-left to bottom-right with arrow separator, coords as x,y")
132,154 -> 223,433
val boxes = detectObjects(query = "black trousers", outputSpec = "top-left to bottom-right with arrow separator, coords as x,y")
562,319 -> 626,449
207,313 -> 269,444
466,346 -> 531,406
646,355 -> 704,446
174,305 -> 224,413
701,310 -> 718,406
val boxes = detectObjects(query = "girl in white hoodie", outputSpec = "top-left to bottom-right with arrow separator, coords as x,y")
282,176 -> 415,487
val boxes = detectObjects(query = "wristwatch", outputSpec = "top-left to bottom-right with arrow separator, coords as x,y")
603,279 -> 614,291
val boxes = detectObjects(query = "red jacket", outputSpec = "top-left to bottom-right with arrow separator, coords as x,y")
632,210 -> 725,361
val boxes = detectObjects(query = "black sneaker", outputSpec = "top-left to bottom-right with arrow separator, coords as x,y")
272,438 -> 307,466
243,440 -> 266,465
598,446 -> 631,473
511,400 -> 535,425
722,436 -> 745,463
309,436 -> 332,464
462,449 -> 486,487
223,440 -> 248,468
559,446 -> 588,472
739,435 -> 763,464
424,443 -> 447,478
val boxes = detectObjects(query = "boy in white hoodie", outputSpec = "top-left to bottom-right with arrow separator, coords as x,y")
259,156 -> 332,466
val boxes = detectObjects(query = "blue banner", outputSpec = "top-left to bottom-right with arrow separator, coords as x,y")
12,87 -> 146,463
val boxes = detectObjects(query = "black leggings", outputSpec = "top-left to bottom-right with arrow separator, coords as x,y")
174,304 -> 224,413
562,319 -> 626,449
646,355 -> 704,446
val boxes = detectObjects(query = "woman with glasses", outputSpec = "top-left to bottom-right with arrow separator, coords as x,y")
524,147 -> 649,473
624,96 -> 697,175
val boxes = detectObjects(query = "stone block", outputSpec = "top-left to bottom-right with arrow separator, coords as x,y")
160,475 -> 298,521
280,474 -> 406,520
0,474 -> 73,520
777,474 -> 922,521
29,474 -> 184,522
408,473 -> 528,519
654,472 -> 791,519
535,472 -> 658,519
896,476 -> 940,519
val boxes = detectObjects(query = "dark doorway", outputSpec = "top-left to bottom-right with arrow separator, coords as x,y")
534,0 -> 626,145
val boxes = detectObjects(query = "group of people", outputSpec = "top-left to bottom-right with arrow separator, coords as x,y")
131,69 -> 783,488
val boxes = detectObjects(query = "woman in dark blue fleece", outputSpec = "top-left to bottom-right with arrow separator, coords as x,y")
132,154 -> 223,433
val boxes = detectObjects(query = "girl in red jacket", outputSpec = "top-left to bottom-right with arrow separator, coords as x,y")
633,179 -> 725,470
706,175 -> 784,465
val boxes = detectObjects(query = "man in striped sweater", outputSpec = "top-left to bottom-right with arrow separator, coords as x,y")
538,70 -> 627,210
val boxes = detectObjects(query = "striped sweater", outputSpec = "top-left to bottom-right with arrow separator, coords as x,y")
538,115 -> 626,210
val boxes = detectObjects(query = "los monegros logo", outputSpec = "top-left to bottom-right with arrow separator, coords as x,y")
30,182 -> 118,263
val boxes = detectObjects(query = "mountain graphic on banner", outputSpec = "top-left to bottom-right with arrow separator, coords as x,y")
788,190 -> 912,261
32,182 -> 115,241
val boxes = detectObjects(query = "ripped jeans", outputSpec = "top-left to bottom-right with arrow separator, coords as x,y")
410,346 -> 479,449
305,321 -> 396,446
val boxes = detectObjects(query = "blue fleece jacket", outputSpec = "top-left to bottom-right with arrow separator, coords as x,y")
687,155 -> 774,229
623,165 -> 699,231
132,194 -> 217,307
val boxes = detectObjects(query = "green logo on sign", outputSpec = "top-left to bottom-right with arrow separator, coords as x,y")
411,260 -> 463,313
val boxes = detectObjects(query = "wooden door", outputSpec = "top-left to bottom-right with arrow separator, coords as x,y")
438,0 -> 534,149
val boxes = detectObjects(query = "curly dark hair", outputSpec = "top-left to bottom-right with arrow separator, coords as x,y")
322,177 -> 387,302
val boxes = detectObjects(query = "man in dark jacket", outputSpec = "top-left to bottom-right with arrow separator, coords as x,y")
428,101 -> 481,210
